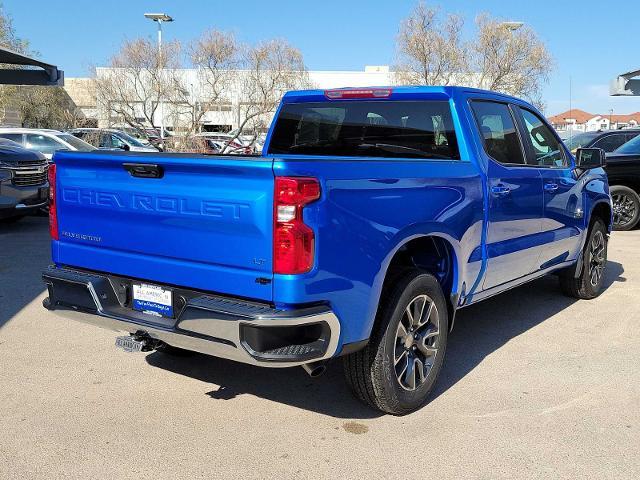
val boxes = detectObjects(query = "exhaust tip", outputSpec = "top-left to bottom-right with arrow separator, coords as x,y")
302,362 -> 327,378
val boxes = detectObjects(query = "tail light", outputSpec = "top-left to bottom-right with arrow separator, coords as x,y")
324,88 -> 392,99
273,177 -> 320,274
48,164 -> 59,240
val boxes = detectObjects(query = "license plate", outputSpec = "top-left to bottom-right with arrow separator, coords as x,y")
132,283 -> 174,317
115,336 -> 144,353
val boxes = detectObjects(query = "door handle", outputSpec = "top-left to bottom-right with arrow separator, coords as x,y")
123,163 -> 164,179
544,183 -> 559,192
491,185 -> 511,196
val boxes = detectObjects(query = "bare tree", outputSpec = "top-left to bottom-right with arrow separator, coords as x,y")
155,29 -> 240,145
472,14 -> 553,106
94,33 -> 310,152
394,2 -> 467,86
227,38 -> 310,152
394,3 -> 553,104
95,38 -> 182,136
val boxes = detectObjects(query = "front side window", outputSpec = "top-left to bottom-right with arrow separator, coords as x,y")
25,134 -> 64,155
268,100 -> 460,160
111,134 -> 127,149
518,108 -> 567,168
470,101 -> 525,165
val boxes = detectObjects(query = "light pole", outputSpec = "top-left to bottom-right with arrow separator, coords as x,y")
500,21 -> 524,32
609,109 -> 614,130
144,13 -> 173,143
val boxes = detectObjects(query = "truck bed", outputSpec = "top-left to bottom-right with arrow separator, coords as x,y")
52,151 -> 275,301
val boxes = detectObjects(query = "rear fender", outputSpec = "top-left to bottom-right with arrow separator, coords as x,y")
366,226 -> 463,336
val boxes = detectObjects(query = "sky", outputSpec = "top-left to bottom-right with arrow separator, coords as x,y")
6,0 -> 640,116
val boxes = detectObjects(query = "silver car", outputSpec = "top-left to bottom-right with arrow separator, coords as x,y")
0,128 -> 96,160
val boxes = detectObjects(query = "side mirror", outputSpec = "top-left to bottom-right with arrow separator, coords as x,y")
575,148 -> 606,169
121,144 -> 130,151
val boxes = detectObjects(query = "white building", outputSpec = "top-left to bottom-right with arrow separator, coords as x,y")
548,109 -> 640,134
70,66 -> 396,132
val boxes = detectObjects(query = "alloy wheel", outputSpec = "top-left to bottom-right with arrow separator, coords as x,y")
393,294 -> 440,391
612,192 -> 638,229
588,230 -> 606,287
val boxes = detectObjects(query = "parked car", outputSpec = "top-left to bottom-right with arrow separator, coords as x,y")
113,126 -> 157,148
563,129 -> 640,154
194,132 -> 253,154
68,128 -> 158,153
42,86 -> 611,415
0,140 -> 49,222
0,128 -> 96,160
602,134 -> 640,230
167,136 -> 224,154
227,127 -> 269,152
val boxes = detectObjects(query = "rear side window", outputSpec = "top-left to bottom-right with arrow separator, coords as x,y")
0,133 -> 24,145
268,100 -> 460,160
470,101 -> 525,165
592,134 -> 628,153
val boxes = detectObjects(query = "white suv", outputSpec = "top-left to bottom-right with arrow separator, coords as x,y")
0,128 -> 96,160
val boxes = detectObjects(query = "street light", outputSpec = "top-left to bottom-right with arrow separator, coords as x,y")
144,13 -> 173,142
501,21 -> 524,31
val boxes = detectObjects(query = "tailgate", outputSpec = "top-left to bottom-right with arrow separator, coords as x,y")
52,151 -> 274,301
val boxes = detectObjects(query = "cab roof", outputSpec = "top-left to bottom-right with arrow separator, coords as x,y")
281,85 -> 528,105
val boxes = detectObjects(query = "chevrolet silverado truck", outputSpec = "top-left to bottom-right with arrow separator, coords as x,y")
42,87 -> 612,415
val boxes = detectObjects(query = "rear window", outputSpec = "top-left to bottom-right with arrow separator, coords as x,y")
267,100 -> 460,160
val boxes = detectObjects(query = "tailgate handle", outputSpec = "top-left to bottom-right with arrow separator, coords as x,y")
123,163 -> 163,179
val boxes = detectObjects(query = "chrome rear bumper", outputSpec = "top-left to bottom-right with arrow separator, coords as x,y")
42,266 -> 340,368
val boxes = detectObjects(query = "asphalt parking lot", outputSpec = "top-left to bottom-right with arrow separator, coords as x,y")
0,216 -> 638,479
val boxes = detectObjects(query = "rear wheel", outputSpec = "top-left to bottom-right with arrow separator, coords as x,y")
343,270 -> 448,415
560,219 -> 608,299
611,185 -> 640,231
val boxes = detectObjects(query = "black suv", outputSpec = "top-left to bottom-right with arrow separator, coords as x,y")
564,129 -> 640,154
602,134 -> 640,230
0,139 -> 49,222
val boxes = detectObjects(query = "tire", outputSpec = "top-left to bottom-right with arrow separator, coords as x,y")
343,270 -> 448,415
610,185 -> 640,231
559,219 -> 608,299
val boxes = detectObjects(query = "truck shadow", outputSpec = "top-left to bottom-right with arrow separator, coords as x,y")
431,260 -> 625,401
0,216 -> 49,329
146,260 -> 625,419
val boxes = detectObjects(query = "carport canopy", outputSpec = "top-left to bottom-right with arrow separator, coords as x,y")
610,68 -> 640,96
0,47 -> 63,86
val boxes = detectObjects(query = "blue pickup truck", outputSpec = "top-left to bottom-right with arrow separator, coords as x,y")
42,86 -> 611,415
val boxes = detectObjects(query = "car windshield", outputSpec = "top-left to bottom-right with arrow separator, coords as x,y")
268,100 -> 460,159
56,134 -> 96,151
563,132 -> 599,152
614,134 -> 640,154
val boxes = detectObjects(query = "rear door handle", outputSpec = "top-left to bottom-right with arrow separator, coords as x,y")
123,163 -> 164,179
544,183 -> 559,192
491,185 -> 511,196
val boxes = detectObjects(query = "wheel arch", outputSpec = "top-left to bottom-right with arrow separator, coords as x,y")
590,200 -> 613,233
369,232 -> 461,337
